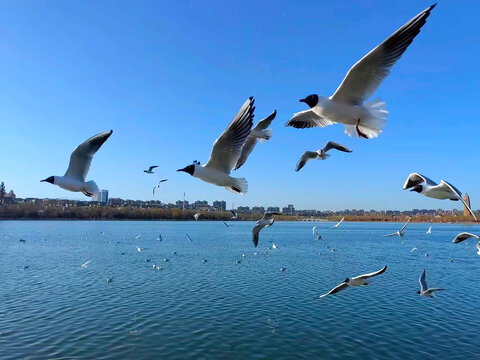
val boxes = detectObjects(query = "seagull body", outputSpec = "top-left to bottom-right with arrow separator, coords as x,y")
230,210 -> 238,220
41,130 -> 113,197
135,234 -> 141,239
385,218 -> 411,237
312,226 -> 317,235
81,260 -> 92,268
193,213 -> 201,221
418,269 -> 445,297
252,212 -> 280,247
234,110 -> 276,170
427,225 -> 432,234
272,242 -> 278,250
144,166 -> 158,174
295,142 -> 352,171
320,266 -> 387,297
285,5 -> 436,139
452,232 -> 480,255
136,246 -> 142,252
153,179 -> 168,195
333,217 -> 344,228
177,98 -> 255,195
403,173 -> 477,221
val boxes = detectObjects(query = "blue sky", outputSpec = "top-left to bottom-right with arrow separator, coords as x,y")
1,0 -> 479,211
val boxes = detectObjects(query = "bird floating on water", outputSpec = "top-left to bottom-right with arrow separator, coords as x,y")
144,166 -> 158,174
417,269 -> 445,297
106,276 -> 113,284
136,246 -> 142,252
81,260 -> 92,268
320,266 -> 387,297
41,130 -> 113,197
384,218 -> 411,237
295,142 -> 352,171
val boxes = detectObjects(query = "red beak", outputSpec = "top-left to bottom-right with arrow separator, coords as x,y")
299,98 -> 306,103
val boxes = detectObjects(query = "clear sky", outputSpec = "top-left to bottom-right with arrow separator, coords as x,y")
1,0 -> 479,211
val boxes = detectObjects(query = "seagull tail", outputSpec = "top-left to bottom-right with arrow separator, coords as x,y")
225,177 -> 248,195
258,128 -> 273,143
344,98 -> 388,139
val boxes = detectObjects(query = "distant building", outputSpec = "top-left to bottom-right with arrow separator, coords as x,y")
92,190 -> 109,204
213,200 -> 226,211
267,206 -> 280,213
3,190 -> 16,205
464,193 -> 471,217
252,206 -> 265,214
282,204 -> 295,216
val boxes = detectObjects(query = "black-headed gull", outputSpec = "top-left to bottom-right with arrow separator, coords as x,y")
252,212 -> 280,247
452,232 -> 480,255
384,218 -> 411,237
153,179 -> 168,195
320,266 -> 387,297
144,166 -> 158,174
295,141 -> 352,171
41,130 -> 113,197
333,217 -> 344,228
418,269 -> 445,297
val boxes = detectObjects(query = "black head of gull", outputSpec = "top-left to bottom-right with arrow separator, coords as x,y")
299,94 -> 319,108
177,164 -> 195,176
40,176 -> 55,184
344,277 -> 350,283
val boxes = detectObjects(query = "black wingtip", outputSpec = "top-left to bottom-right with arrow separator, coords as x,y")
430,3 -> 437,10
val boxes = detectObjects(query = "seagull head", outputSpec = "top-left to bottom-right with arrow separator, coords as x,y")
177,164 -> 195,176
416,290 -> 421,294
40,176 -> 55,184
410,185 -> 423,193
344,277 -> 350,283
299,94 -> 319,108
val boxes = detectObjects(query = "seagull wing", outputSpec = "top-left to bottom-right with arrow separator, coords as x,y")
384,232 -> 398,237
252,224 -> 264,247
159,179 -> 168,183
253,110 -> 277,131
452,232 -> 478,244
355,265 -> 387,280
323,141 -> 352,153
234,136 -> 257,170
419,269 -> 428,293
205,97 -> 255,174
403,172 -> 437,189
295,151 -> 318,172
64,130 -> 113,181
399,218 -> 411,233
285,109 -> 333,129
148,166 -> 159,171
439,180 -> 477,220
320,282 -> 349,297
330,5 -> 436,105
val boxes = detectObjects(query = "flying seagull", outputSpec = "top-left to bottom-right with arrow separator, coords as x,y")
144,166 -> 158,174
153,179 -> 168,195
285,5 -> 436,139
295,142 -> 352,171
81,260 -> 92,268
427,225 -> 432,234
41,130 -> 113,197
418,269 -> 445,297
384,218 -> 411,237
403,173 -> 477,221
252,212 -> 280,247
193,213 -> 201,221
234,110 -> 276,170
177,97 -> 255,195
320,265 -> 387,297
230,210 -> 238,220
452,232 -> 480,255
333,217 -> 345,228
312,226 -> 317,235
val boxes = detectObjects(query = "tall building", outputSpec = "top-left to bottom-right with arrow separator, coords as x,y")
213,200 -> 226,211
92,190 -> 109,204
464,193 -> 471,217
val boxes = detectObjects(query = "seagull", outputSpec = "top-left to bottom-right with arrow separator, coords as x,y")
19,239 -> 26,243
411,247 -> 418,252
452,232 -> 480,255
234,110 -> 276,170
106,276 -> 113,284
272,242 -> 278,250
418,269 -> 445,297
135,234 -> 141,239
252,212 -> 280,247
144,166 -> 158,174
285,5 -> 436,139
384,218 -> 411,237
193,213 -> 201,221
315,234 -> 322,241
41,130 -> 113,197
333,217 -> 344,228
177,97 -> 255,195
230,210 -> 238,219
81,260 -> 92,268
136,246 -> 142,252
312,226 -> 317,235
403,173 -> 477,221
295,142 -> 352,171
280,267 -> 287,272
186,233 -> 193,242
223,221 -> 231,228
320,266 -> 387,297
427,225 -> 432,234
157,234 -> 162,241
153,179 -> 168,195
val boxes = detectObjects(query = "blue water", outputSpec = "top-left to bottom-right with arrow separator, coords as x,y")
1,220 -> 480,359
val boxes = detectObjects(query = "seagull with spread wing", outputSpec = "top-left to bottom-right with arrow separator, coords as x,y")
285,5 -> 436,139
177,97 -> 255,194
403,173 -> 477,221
452,232 -> 480,255
41,130 -> 113,197
252,212 -> 280,247
333,217 -> 345,228
384,218 -> 411,237
417,269 -> 445,297
153,179 -> 168,195
320,266 -> 387,297
144,166 -> 158,174
295,141 -> 352,171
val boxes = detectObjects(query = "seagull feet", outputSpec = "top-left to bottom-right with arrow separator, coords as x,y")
356,118 -> 369,139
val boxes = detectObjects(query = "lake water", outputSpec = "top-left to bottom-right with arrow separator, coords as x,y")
1,220 -> 480,359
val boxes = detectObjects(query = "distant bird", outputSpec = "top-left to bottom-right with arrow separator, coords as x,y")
384,218 -> 411,237
156,265 -> 163,271
452,232 -> 480,255
427,225 -> 432,235
280,267 -> 287,272
312,226 -> 317,235
320,266 -> 387,297
202,259 -> 208,263
272,242 -> 278,250
223,221 -> 231,228
234,110 -> 276,170
19,239 -> 26,243
135,234 -> 141,239
411,247 -> 418,252
315,234 -> 322,241
230,210 -> 238,220
41,130 -> 113,197
157,234 -> 162,241
252,212 -> 280,247
242,254 -> 246,258
144,166 -> 158,174
106,276 -> 113,284
81,260 -> 92,268
136,246 -> 142,252
153,179 -> 168,195
144,258 -> 151,262
177,97 -> 255,195
23,265 -> 30,270
418,269 -> 445,297
333,217 -> 345,228
295,142 -> 352,171
193,213 -> 201,221
186,233 -> 193,242
235,260 -> 241,264
285,5 -> 436,139
163,258 -> 170,262
403,173 -> 477,221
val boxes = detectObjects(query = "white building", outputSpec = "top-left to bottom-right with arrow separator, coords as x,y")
92,190 -> 109,204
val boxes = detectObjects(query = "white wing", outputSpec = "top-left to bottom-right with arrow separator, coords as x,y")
399,218 -> 411,233
285,109 -> 333,129
439,180 -> 477,221
64,130 -> 113,181
452,232 -> 480,244
253,110 -> 276,131
320,282 -> 349,297
323,141 -> 352,153
333,217 -> 345,227
419,269 -> 428,293
205,97 -> 255,174
384,232 -> 398,237
354,265 -> 387,280
295,151 -> 318,172
403,172 -> 437,189
331,5 -> 436,105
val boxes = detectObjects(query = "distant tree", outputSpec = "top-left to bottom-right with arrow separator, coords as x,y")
0,182 -> 6,205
